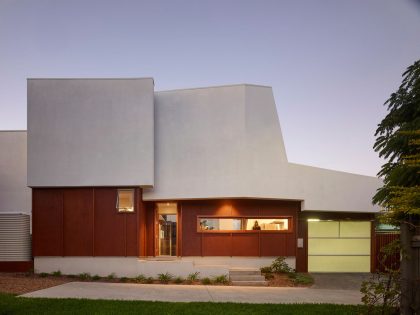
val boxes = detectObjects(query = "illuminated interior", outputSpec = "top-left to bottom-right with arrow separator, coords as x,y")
198,217 -> 290,231
117,189 -> 134,212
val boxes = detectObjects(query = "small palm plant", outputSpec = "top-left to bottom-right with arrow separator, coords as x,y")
212,275 -> 229,285
186,272 -> 200,283
157,272 -> 173,284
134,274 -> 146,283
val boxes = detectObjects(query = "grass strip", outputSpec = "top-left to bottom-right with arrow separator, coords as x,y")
0,293 -> 369,315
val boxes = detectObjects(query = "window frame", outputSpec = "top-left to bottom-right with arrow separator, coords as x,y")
196,216 -> 293,233
116,189 -> 136,213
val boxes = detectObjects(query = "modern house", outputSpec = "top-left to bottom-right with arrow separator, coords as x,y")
2,78 -> 382,277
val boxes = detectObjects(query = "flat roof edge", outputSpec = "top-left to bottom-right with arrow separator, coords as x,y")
27,77 -> 154,81
142,196 -> 303,202
157,83 -> 272,93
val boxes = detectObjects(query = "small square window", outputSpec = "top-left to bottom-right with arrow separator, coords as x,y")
117,189 -> 134,213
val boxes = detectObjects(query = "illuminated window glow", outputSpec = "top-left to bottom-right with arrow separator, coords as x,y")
198,217 -> 290,232
117,189 -> 134,213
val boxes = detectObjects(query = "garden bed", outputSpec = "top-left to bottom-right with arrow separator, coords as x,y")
0,272 -> 72,295
0,269 -> 313,295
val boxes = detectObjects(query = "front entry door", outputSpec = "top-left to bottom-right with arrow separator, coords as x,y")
156,203 -> 177,256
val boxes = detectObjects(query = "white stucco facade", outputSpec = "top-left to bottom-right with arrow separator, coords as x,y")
27,78 -> 155,187
143,84 -> 382,213
0,79 -> 381,214
0,131 -> 31,214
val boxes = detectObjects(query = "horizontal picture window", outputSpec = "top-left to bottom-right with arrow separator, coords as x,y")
197,217 -> 291,232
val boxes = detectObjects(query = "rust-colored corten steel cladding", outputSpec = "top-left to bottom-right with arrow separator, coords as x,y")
32,188 -> 143,257
34,191 -> 300,260
63,189 -> 93,256
146,199 -> 300,258
32,189 -> 64,256
0,261 -> 34,272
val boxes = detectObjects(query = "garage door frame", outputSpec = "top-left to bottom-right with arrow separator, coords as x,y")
307,220 -> 372,272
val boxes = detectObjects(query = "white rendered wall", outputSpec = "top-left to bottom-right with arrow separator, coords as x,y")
287,163 -> 382,212
27,78 -> 154,187
34,256 -> 294,278
25,79 -> 381,212
0,131 -> 31,214
143,84 -> 381,213
144,85 -> 289,200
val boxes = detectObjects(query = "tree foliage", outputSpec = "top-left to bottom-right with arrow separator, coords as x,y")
373,60 -> 420,223
373,60 -> 420,314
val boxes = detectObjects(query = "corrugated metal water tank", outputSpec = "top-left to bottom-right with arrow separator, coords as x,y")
0,213 -> 31,261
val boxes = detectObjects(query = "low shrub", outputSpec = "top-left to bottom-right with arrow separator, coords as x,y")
134,274 -> 146,283
52,270 -> 62,277
187,272 -> 200,283
107,273 -> 116,280
271,257 -> 294,274
361,272 -> 400,315
260,266 -> 273,274
158,272 -> 173,284
92,275 -> 101,281
145,277 -> 154,284
120,277 -> 129,283
360,240 -> 400,314
67,274 -> 77,278
173,277 -> 184,284
213,275 -> 229,284
39,272 -> 49,278
79,273 -> 91,281
201,277 -> 212,285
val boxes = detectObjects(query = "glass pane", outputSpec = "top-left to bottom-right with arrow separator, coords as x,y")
340,221 -> 371,238
245,218 -> 289,231
198,218 -> 241,231
308,221 -> 339,237
198,218 -> 290,231
157,203 -> 177,256
117,190 -> 134,212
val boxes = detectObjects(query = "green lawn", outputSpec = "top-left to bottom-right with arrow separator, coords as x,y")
0,293 -> 369,314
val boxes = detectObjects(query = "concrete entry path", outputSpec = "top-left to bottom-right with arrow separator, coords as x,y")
21,282 -> 363,305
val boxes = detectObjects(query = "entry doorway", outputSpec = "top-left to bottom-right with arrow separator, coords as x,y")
156,203 -> 178,256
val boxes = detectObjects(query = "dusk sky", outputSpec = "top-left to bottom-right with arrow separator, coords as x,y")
1,0 -> 419,177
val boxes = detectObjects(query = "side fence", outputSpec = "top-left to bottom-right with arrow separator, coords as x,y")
374,231 -> 400,272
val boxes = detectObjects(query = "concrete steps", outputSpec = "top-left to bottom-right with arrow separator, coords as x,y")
230,275 -> 266,281
229,268 -> 268,286
229,269 -> 261,276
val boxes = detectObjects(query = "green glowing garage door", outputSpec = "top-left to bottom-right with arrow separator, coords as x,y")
308,221 -> 371,272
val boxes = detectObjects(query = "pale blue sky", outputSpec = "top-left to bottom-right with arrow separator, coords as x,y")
1,0 -> 419,176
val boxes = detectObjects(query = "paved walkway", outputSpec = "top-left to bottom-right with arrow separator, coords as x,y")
21,282 -> 363,304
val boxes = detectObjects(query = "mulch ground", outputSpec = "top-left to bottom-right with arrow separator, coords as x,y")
0,273 -> 72,295
267,273 -> 296,287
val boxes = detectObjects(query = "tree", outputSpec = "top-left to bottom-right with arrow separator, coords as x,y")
373,60 -> 420,314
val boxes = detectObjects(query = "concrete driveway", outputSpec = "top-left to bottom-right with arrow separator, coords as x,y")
21,281 -> 363,305
310,273 -> 371,290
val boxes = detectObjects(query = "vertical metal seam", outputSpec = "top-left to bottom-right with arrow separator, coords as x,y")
92,188 -> 95,257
